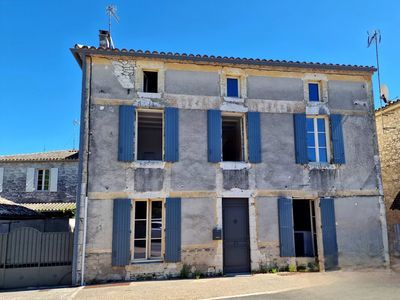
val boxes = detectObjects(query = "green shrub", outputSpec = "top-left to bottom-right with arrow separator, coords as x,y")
180,264 -> 191,279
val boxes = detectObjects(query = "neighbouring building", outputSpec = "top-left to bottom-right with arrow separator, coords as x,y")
376,100 -> 400,270
71,31 -> 389,284
0,150 -> 79,214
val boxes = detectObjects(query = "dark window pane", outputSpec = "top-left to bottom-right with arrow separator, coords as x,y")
306,132 -> 315,147
308,83 -> 319,101
134,240 -> 146,259
151,239 -> 162,258
135,201 -> 147,219
306,118 -> 314,132
318,133 -> 326,147
151,201 -> 162,219
134,221 -> 147,239
227,78 -> 239,97
317,119 -> 325,132
143,71 -> 158,93
319,148 -> 328,163
307,147 -> 316,162
44,170 -> 50,190
151,221 -> 162,239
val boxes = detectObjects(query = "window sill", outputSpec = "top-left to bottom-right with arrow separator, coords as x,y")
133,161 -> 166,169
131,259 -> 163,264
307,163 -> 337,170
219,161 -> 251,170
223,96 -> 244,103
137,92 -> 162,99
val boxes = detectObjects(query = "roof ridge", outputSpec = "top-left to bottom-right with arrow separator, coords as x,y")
0,149 -> 77,158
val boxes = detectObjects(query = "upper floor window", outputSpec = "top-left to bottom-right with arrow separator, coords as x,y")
308,82 -> 320,102
143,71 -> 158,93
222,114 -> 245,161
227,77 -> 239,97
137,110 -> 163,160
306,117 -> 329,163
36,169 -> 50,191
133,199 -> 163,261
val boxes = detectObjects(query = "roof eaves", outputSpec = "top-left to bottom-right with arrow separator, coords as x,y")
71,45 -> 377,73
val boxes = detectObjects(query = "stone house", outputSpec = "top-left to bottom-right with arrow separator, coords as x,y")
71,31 -> 389,284
0,150 -> 79,208
376,100 -> 400,270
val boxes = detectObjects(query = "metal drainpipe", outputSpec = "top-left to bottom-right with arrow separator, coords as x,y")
81,196 -> 88,286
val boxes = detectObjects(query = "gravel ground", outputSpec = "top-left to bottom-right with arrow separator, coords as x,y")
1,270 -> 399,300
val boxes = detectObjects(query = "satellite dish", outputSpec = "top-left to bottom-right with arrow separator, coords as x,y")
380,84 -> 389,103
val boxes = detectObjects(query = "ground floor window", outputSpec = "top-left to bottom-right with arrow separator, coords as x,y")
133,199 -> 163,260
293,200 -> 317,257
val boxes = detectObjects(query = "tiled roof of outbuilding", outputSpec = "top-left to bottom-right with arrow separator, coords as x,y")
0,204 -> 43,219
71,44 -> 376,72
375,99 -> 400,112
0,150 -> 79,162
21,202 -> 76,212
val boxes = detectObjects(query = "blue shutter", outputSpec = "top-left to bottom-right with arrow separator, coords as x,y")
320,197 -> 339,269
278,197 -> 295,257
165,197 -> 181,262
118,105 -> 135,161
227,78 -> 239,97
330,114 -> 345,164
112,199 -> 132,266
207,110 -> 222,163
293,113 -> 308,164
308,83 -> 320,101
165,107 -> 179,162
247,112 -> 262,163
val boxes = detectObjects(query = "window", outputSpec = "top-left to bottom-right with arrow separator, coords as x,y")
222,114 -> 244,161
227,78 -> 239,97
143,71 -> 158,93
36,169 -> 50,191
133,199 -> 163,260
308,83 -> 320,102
137,111 -> 163,160
306,117 -> 329,163
293,200 -> 317,257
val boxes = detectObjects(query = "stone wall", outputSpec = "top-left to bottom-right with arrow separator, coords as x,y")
376,103 -> 400,270
0,161 -> 78,203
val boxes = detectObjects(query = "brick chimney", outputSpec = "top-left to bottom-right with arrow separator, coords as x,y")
99,30 -> 112,48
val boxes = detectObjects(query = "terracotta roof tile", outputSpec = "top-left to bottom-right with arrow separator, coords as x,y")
0,150 -> 79,162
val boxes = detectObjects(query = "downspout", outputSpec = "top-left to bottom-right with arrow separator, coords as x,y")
81,196 -> 88,285
72,54 -> 92,285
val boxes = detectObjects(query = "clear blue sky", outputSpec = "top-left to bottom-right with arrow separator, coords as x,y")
1,0 -> 399,155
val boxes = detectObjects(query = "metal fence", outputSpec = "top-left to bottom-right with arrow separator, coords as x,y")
0,227 -> 73,289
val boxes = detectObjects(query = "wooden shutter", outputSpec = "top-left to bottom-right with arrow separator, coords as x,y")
118,105 -> 135,162
165,107 -> 179,162
0,168 -> 3,193
247,112 -> 262,163
293,113 -> 308,164
25,168 -> 35,192
320,197 -> 339,269
112,198 -> 132,266
49,168 -> 58,192
278,197 -> 295,257
165,197 -> 181,262
207,110 -> 222,163
330,114 -> 345,164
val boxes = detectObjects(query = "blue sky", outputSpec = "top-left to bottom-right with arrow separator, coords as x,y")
1,0 -> 399,155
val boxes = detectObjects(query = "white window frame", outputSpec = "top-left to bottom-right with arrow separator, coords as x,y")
131,198 -> 165,262
226,76 -> 240,98
306,116 -> 331,163
221,112 -> 248,162
135,108 -> 165,161
36,168 -> 50,191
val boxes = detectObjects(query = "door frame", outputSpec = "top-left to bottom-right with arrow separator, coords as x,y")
222,197 -> 251,274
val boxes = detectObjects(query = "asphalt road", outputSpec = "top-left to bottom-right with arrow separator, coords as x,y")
1,270 -> 399,300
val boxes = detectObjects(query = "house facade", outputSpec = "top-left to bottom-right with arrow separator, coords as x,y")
0,150 -> 79,205
376,100 -> 400,270
71,32 -> 389,284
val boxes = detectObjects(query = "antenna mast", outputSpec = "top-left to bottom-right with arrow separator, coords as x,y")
106,4 -> 120,48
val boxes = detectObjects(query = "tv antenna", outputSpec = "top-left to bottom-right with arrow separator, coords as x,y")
106,4 -> 120,47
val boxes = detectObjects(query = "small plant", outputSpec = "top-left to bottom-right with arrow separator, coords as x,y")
307,262 -> 319,272
288,264 -> 296,272
271,267 -> 278,273
194,270 -> 202,279
297,264 -> 307,272
180,264 -> 191,279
